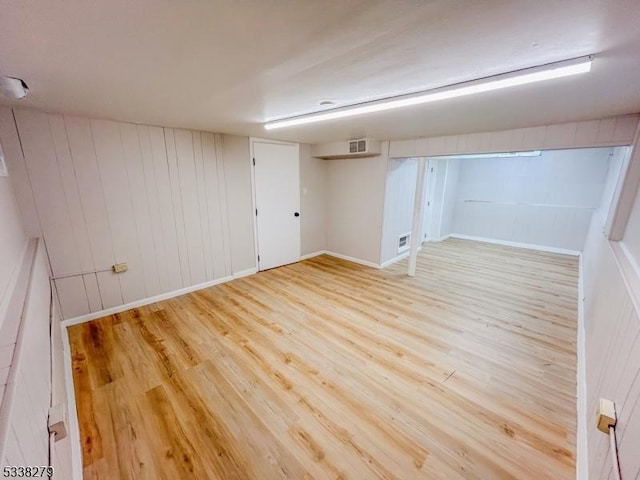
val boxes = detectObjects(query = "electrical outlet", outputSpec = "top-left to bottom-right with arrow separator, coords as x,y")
112,262 -> 128,273
48,404 -> 68,441
597,398 -> 616,433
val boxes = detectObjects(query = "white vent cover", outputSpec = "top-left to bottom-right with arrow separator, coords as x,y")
398,233 -> 411,253
349,139 -> 368,153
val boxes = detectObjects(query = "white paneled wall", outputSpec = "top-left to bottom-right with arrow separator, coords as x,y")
1,108 -> 256,320
581,148 -> 640,479
381,157 -> 417,265
1,240 -> 52,473
389,114 -> 640,158
451,148 -> 614,251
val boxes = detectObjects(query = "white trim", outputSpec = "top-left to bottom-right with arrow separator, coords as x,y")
449,234 -> 581,256
232,267 -> 258,280
324,251 -> 381,269
576,253 -> 588,480
61,323 -> 82,480
426,234 -> 451,243
61,268 -> 259,327
381,251 -> 410,268
300,250 -> 327,261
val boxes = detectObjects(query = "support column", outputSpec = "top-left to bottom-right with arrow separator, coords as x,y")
408,158 -> 426,276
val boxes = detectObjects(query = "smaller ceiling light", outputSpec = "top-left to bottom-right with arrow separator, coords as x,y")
0,76 -> 29,99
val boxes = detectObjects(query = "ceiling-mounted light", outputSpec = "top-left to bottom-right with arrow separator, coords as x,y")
264,56 -> 592,130
0,76 -> 29,99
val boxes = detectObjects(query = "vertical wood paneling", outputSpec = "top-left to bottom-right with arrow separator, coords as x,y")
147,126 -> 182,292
0,108 -> 40,238
583,158 -> 640,480
48,114 -> 94,273
64,116 -> 122,308
215,133 -> 233,277
1,242 -> 52,472
193,131 -> 214,281
120,123 -> 161,297
5,109 -> 258,320
388,115 -> 640,158
202,132 -> 228,279
164,128 -> 191,286
91,119 -> 146,304
14,110 -> 78,277
174,129 -> 206,285
54,276 -> 89,319
83,274 -> 102,313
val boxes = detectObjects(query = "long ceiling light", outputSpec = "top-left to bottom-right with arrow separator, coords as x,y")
264,56 -> 592,130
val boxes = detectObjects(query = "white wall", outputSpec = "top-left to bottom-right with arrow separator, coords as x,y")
581,145 -> 640,479
0,176 -> 26,333
1,108 -> 257,320
450,148 -> 612,251
327,146 -> 388,266
300,144 -> 328,256
381,157 -> 417,265
0,164 -> 27,415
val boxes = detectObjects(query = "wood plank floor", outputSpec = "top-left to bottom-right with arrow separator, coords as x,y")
69,238 -> 578,479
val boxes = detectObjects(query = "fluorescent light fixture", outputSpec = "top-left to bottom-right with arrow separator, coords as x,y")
434,151 -> 542,160
264,56 -> 592,130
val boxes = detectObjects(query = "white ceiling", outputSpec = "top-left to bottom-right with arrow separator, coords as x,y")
1,0 -> 639,144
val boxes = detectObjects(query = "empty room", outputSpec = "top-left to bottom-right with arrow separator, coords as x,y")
1,1 -> 640,479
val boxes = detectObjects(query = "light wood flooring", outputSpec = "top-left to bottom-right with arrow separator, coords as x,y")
69,238 -> 578,479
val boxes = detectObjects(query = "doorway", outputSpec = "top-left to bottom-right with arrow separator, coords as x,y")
251,140 -> 301,271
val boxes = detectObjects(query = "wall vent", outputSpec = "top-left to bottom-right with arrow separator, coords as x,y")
398,233 -> 411,253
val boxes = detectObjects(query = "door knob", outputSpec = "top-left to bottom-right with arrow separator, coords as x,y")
294,212 -> 300,217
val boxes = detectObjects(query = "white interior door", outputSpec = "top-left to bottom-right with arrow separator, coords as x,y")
253,142 -> 301,271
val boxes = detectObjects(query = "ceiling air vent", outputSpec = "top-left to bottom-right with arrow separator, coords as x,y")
311,138 -> 382,159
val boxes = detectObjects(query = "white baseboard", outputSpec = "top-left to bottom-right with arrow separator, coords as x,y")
61,268 -> 258,328
449,234 -> 581,256
232,267 -> 258,279
324,251 -> 381,269
427,234 -> 451,243
300,250 -> 327,261
380,252 -> 410,268
576,253 -> 588,480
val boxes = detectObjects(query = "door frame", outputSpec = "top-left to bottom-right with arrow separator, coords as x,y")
249,137 -> 300,270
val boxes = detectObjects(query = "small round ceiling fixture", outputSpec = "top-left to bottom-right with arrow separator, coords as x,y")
319,100 -> 335,106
